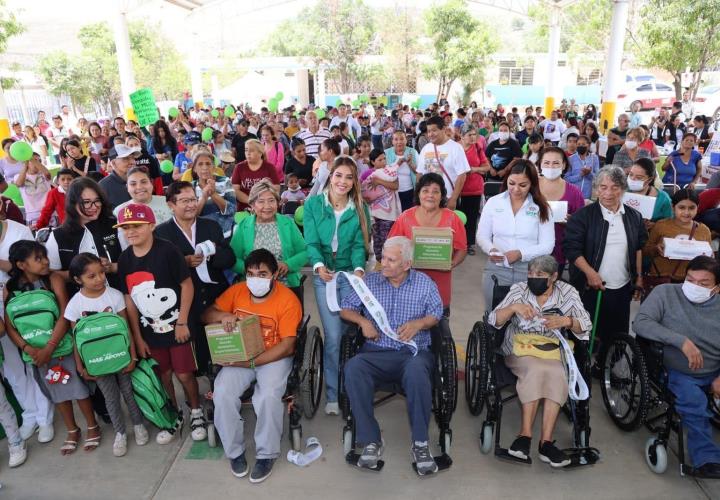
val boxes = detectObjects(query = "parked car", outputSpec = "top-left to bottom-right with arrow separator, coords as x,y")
617,81 -> 676,111
694,85 -> 720,122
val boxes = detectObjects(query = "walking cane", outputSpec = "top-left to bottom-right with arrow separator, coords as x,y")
588,289 -> 603,355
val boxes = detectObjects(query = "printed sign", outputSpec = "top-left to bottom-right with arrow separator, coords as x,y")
412,226 -> 453,271
129,88 -> 160,127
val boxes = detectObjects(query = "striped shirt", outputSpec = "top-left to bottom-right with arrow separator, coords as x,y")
341,269 -> 444,352
296,127 -> 332,158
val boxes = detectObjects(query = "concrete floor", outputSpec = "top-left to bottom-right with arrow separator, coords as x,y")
2,252 -> 720,500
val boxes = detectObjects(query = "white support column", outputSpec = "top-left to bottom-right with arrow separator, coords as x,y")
113,0 -> 136,112
211,74 -> 220,106
190,34 -> 203,106
544,3 -> 561,116
600,0 -> 630,134
316,68 -> 326,108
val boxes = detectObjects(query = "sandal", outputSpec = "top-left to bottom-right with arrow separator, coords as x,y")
61,428 -> 80,455
83,425 -> 101,452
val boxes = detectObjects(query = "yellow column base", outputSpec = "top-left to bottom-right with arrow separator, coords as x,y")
544,97 -> 555,118
0,119 -> 8,158
599,101 -> 616,136
125,107 -> 137,122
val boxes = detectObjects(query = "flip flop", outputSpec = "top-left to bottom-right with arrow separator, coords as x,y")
83,425 -> 101,452
61,428 -> 80,455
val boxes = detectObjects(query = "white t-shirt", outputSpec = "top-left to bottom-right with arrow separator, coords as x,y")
47,226 -> 99,271
597,204 -> 630,289
417,140 -> 471,195
0,221 -> 33,316
64,286 -> 126,323
540,119 -> 566,142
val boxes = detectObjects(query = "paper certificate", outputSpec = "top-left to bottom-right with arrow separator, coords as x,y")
623,192 -> 655,219
549,200 -> 568,223
663,238 -> 714,261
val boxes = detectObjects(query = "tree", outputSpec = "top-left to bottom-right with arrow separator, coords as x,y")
633,0 -> 720,99
37,52 -> 95,110
0,0 -> 24,102
375,4 -> 422,93
423,0 -> 498,101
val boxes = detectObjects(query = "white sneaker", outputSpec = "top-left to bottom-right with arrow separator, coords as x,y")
325,402 -> 340,416
113,433 -> 127,457
19,422 -> 37,441
156,415 -> 183,445
8,441 -> 26,468
38,425 -> 54,443
189,408 -> 207,441
134,424 -> 149,446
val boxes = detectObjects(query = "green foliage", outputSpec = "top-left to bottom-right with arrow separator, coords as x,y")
0,0 -> 23,54
37,52 -> 95,108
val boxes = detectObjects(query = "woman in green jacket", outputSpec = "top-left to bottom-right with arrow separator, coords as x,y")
229,180 -> 308,301
304,156 -> 370,414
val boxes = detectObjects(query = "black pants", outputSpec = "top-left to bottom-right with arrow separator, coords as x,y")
581,282 -> 632,357
458,195 -> 482,247
399,189 -> 415,212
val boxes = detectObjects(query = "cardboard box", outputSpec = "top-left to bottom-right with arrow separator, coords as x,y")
412,226 -> 453,271
205,315 -> 265,364
663,237 -> 714,261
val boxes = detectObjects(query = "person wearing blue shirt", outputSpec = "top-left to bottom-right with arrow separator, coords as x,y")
566,135 -> 600,199
662,133 -> 703,188
173,132 -> 201,181
340,236 -> 443,475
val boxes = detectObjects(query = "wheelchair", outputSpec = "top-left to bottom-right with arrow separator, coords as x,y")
601,333 -> 720,475
337,318 -> 458,471
464,276 -> 600,466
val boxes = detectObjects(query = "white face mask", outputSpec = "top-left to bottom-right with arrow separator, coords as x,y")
498,132 -> 510,141
627,179 -> 645,192
625,140 -> 638,150
247,277 -> 272,298
682,281 -> 716,304
542,167 -> 562,180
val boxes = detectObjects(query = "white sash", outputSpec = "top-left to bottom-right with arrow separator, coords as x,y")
326,272 -> 418,355
551,328 -> 589,401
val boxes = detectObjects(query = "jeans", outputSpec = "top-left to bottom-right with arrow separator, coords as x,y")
313,273 -> 352,403
371,135 -> 383,150
398,189 -> 415,212
667,368 -> 720,468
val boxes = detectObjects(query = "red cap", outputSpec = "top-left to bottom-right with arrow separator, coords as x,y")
113,203 -> 156,227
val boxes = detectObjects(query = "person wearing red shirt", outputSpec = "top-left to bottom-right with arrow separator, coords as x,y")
231,139 -> 280,211
34,169 -> 74,230
459,124 -> 490,255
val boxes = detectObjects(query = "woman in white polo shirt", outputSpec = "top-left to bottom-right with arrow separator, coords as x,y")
478,159 -> 555,309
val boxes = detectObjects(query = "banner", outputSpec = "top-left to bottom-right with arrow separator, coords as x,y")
129,88 -> 160,127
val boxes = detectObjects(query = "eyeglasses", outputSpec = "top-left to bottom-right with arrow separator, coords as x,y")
175,197 -> 198,206
80,198 -> 102,209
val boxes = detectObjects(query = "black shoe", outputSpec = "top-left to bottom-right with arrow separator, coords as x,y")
508,435 -> 531,460
249,458 -> 275,483
695,462 -> 720,478
538,440 -> 571,468
230,453 -> 248,478
467,246 -> 476,256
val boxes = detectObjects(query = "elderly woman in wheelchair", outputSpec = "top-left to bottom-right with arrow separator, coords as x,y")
488,255 -> 592,468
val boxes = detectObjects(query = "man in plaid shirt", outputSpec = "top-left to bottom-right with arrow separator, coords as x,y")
340,236 -> 443,475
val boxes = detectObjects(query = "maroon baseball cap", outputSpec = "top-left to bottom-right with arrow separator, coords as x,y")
113,203 -> 156,227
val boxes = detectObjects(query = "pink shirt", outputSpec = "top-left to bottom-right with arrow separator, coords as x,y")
265,141 -> 285,181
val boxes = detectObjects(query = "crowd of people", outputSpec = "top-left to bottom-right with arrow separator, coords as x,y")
0,92 -> 718,482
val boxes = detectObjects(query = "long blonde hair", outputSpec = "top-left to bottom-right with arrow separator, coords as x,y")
324,156 -> 370,252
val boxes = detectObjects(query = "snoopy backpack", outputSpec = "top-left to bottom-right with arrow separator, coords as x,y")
131,358 -> 178,431
6,289 -> 74,363
74,312 -> 131,377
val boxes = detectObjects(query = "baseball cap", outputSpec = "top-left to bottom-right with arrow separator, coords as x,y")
184,131 -> 201,145
109,144 -> 141,160
220,151 -> 236,163
113,203 -> 156,227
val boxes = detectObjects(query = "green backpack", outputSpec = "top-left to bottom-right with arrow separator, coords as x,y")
74,312 -> 131,377
6,289 -> 74,363
131,358 -> 178,431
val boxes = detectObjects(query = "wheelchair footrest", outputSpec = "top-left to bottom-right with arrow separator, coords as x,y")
410,453 -> 453,476
345,451 -> 385,472
562,447 -> 601,468
495,447 -> 532,465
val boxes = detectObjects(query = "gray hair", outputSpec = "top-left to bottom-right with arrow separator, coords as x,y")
248,179 -> 280,206
383,236 -> 414,263
528,255 -> 558,275
593,165 -> 627,191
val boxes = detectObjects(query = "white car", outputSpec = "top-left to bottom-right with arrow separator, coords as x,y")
617,81 -> 676,111
695,85 -> 720,122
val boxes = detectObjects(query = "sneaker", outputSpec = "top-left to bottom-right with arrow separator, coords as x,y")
508,435 -> 532,460
411,441 -> 438,475
249,458 -> 275,483
113,433 -> 128,457
134,424 -> 149,446
324,402 -> 339,416
467,246 -> 476,256
156,415 -> 183,445
538,440 -> 571,468
696,462 -> 720,479
190,408 -> 207,441
19,422 -> 38,441
230,453 -> 248,478
8,441 -> 26,468
38,424 -> 55,443
358,441 -> 384,469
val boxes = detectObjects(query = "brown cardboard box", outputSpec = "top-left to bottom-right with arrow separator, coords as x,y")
204,315 -> 265,364
412,226 -> 453,270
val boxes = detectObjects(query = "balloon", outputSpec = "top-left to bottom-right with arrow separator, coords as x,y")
294,205 -> 304,226
268,98 -> 279,113
335,98 -> 343,107
9,141 -> 33,162
352,99 -> 360,107
315,108 -> 326,119
275,91 -> 284,100
168,107 -> 179,119
211,109 -> 219,118
201,127 -> 213,143
454,210 -> 467,225
214,155 -> 220,166
160,159 -> 174,174
359,94 -> 369,103
224,105 -> 235,117
2,184 -> 23,208
234,211 -> 250,224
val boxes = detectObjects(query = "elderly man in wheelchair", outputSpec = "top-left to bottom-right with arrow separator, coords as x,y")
633,255 -> 720,478
487,255 -> 592,468
339,236 -> 445,476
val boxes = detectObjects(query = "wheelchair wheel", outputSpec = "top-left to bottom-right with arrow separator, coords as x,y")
479,422 -> 494,454
601,335 -> 649,431
434,334 -> 457,420
207,423 -> 217,448
300,326 -> 324,419
338,332 -> 359,420
343,426 -> 354,456
710,394 -> 720,430
645,437 -> 668,474
464,323 -> 484,416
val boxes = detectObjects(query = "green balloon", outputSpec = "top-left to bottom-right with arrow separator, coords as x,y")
352,99 -> 360,107
168,107 -> 179,119
224,105 -> 235,117
160,159 -> 174,174
9,141 -> 33,162
211,109 -> 219,118
275,91 -> 284,100
359,94 -> 369,103
201,127 -> 213,143
454,210 -> 467,225
268,98 -> 279,113
2,184 -> 23,207
335,98 -> 343,107
315,108 -> 325,119
234,211 -> 250,224
294,205 -> 304,226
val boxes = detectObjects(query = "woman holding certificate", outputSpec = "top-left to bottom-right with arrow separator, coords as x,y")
625,158 -> 672,230
477,159 -> 555,309
643,189 -> 711,283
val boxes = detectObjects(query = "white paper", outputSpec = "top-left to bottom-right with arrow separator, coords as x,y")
623,192 -> 656,219
194,240 -> 218,284
490,250 -> 511,268
548,200 -> 568,223
326,275 -> 341,312
663,237 -> 714,261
